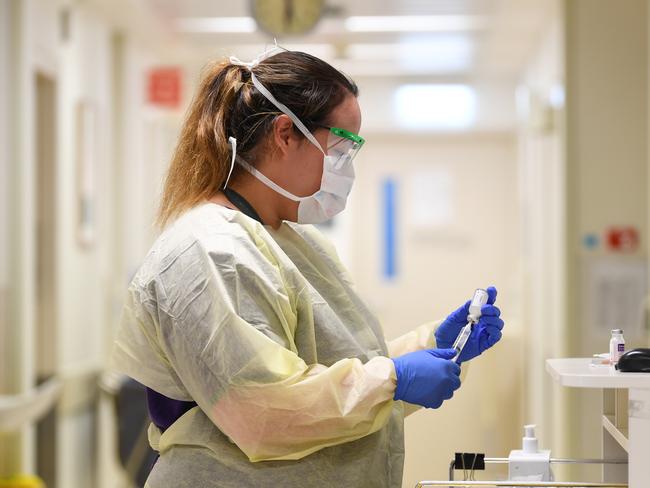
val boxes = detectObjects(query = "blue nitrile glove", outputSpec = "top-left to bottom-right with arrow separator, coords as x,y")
434,286 -> 504,363
391,348 -> 461,409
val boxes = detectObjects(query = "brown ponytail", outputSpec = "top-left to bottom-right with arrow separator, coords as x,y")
157,50 -> 358,228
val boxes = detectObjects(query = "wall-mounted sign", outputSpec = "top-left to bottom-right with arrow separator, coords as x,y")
147,67 -> 182,109
606,227 -> 640,253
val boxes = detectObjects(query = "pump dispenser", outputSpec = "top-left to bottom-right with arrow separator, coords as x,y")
508,424 -> 552,481
522,424 -> 538,453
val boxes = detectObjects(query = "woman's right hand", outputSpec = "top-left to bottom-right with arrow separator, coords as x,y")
391,348 -> 461,409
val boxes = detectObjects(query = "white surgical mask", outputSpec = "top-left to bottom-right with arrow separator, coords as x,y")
227,49 -> 363,224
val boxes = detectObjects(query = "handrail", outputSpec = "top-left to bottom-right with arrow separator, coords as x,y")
0,377 -> 62,431
0,364 -> 105,431
449,456 -> 628,482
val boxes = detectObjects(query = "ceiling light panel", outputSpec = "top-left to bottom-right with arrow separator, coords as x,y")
394,84 -> 477,130
345,15 -> 487,33
174,17 -> 257,33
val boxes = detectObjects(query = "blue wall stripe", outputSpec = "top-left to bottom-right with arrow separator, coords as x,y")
382,178 -> 397,279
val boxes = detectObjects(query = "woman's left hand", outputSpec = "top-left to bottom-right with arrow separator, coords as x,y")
434,286 -> 504,363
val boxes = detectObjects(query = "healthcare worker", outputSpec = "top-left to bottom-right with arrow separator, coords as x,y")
110,47 -> 504,488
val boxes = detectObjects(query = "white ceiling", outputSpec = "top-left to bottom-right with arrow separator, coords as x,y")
145,0 -> 551,81
150,0 -> 498,19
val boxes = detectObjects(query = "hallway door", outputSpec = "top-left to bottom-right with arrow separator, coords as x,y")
35,71 -> 58,488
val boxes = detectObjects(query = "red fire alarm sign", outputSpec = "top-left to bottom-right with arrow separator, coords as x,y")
147,67 -> 182,109
606,227 -> 640,253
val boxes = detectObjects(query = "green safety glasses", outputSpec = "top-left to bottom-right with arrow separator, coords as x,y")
316,124 -> 366,162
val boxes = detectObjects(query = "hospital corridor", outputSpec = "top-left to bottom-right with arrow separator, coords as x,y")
1,0 -> 650,487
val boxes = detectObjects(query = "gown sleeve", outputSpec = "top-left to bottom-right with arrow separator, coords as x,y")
386,321 -> 439,358
111,235 -> 397,462
386,320 -> 470,417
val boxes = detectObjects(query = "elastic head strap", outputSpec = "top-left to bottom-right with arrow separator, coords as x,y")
229,45 -> 283,70
229,48 -> 326,156
235,155 -> 304,202
248,72 -> 325,155
223,137 -> 237,189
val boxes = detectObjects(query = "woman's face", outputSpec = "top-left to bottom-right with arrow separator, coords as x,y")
273,94 -> 362,199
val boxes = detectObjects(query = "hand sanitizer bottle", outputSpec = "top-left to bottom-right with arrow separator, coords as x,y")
508,424 -> 552,481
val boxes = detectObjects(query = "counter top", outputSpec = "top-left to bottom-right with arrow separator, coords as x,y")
546,358 -> 650,388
